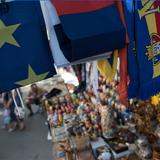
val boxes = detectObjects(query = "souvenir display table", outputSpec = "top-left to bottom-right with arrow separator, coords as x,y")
45,81 -> 160,160
50,113 -> 95,160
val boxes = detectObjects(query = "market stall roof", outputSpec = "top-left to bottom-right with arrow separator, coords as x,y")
53,0 -> 126,61
41,0 -> 126,67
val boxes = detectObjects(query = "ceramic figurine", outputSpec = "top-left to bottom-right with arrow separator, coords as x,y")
53,111 -> 58,126
58,112 -> 63,125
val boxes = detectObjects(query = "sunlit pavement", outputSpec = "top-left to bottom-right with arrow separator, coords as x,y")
0,113 -> 52,160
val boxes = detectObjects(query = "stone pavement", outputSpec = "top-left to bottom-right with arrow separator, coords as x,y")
0,113 -> 53,160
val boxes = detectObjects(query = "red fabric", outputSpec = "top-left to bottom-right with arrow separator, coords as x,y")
152,34 -> 160,45
51,0 -> 115,16
116,0 -> 129,106
154,1 -> 160,33
118,47 -> 128,106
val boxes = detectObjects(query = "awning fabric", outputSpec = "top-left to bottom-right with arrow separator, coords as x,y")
51,0 -> 126,62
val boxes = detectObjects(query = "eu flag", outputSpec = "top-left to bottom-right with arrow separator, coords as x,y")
0,1 -> 56,93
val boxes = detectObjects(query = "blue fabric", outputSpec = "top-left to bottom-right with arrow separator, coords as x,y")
135,0 -> 160,100
123,0 -> 139,99
0,1 -> 55,93
55,4 -> 126,62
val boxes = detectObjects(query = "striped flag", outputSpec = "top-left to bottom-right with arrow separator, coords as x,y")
43,0 -> 126,67
135,0 -> 160,99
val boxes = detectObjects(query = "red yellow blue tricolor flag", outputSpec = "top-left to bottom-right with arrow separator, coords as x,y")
50,0 -> 126,63
135,0 -> 160,99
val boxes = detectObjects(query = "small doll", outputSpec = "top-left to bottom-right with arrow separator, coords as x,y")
90,111 -> 96,123
67,103 -> 73,113
58,111 -> 63,125
85,119 -> 94,135
53,110 -> 58,126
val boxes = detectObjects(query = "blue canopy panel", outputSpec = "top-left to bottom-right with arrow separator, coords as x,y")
52,1 -> 126,62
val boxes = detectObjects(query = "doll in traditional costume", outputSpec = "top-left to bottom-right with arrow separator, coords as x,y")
58,110 -> 63,125
53,110 -> 58,126
100,101 -> 116,137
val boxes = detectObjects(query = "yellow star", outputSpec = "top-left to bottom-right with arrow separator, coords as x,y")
0,20 -> 20,48
15,65 -> 49,86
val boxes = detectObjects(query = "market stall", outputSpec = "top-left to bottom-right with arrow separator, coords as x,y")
1,0 -> 160,160
44,78 -> 160,160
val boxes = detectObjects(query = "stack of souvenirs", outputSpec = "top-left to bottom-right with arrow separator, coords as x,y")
45,78 -> 132,139
45,79 -> 134,159
44,75 -> 160,159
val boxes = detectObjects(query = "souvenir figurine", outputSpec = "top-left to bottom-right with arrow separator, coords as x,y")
98,152 -> 111,160
67,103 -> 73,113
155,125 -> 160,142
94,121 -> 102,136
65,106 -> 69,113
85,119 -> 93,135
90,111 -> 96,123
100,103 -> 116,137
77,101 -> 86,118
136,136 -> 152,159
65,95 -> 71,102
61,105 -> 66,113
48,106 -> 53,115
91,95 -> 97,105
58,112 -> 63,125
53,110 -> 58,126
84,91 -> 90,101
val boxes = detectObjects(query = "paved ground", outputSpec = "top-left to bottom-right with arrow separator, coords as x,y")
0,112 -> 53,160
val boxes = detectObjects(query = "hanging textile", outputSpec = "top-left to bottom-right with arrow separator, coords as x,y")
123,0 -> 139,99
135,0 -> 160,100
85,62 -> 92,87
116,0 -> 129,106
72,64 -> 86,93
40,0 -> 70,67
97,50 -> 118,81
43,0 -> 126,67
90,61 -> 99,98
0,1 -> 56,93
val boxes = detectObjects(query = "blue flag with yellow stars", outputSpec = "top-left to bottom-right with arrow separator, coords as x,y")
0,1 -> 56,93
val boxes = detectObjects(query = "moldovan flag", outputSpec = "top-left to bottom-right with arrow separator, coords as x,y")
42,0 -> 126,67
135,0 -> 160,100
123,0 -> 139,99
0,1 -> 56,93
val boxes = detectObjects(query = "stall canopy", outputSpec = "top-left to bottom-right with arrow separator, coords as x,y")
0,1 -> 56,93
42,0 -> 126,67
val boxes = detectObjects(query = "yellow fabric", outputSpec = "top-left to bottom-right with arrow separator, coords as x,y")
97,50 -> 118,81
151,95 -> 159,106
139,0 -> 159,78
